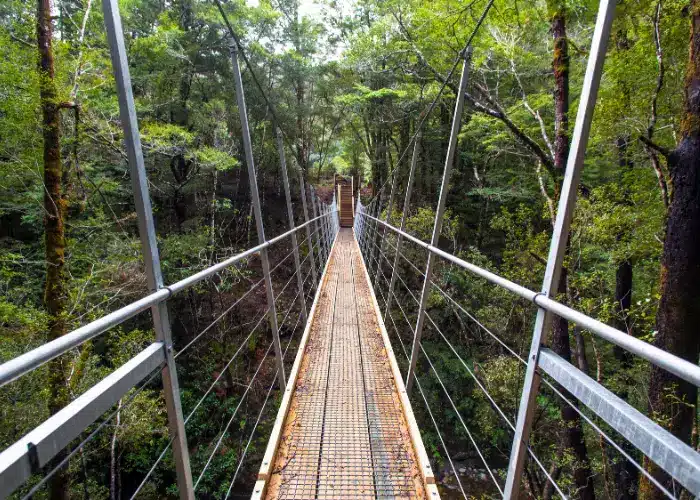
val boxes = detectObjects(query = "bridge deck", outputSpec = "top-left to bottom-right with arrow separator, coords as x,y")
254,229 -> 438,499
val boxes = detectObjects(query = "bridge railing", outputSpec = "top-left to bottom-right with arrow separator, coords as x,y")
0,201 -> 339,499
0,0 -> 340,496
352,0 -> 700,497
0,206 -> 338,499
356,204 -> 700,498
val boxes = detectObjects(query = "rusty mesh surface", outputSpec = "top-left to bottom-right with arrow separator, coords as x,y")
265,229 -> 425,499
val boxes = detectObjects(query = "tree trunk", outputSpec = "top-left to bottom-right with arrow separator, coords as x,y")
641,3 -> 700,496
38,0 -> 70,498
547,2 -> 596,498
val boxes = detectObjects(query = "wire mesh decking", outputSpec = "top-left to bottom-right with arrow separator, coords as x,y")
255,229 -> 438,500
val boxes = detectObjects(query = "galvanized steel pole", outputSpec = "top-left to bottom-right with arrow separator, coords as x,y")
229,43 -> 286,389
359,203 -> 368,253
362,199 -> 374,257
405,49 -> 471,394
275,127 -> 307,324
312,188 -> 325,261
101,0 -> 194,496
310,187 -> 324,264
503,1 -> 616,496
385,134 -> 421,318
299,172 -> 319,287
374,163 -> 400,280
326,206 -> 332,253
368,190 -> 383,282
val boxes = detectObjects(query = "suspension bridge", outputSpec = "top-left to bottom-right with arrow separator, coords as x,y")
2,0 -> 700,498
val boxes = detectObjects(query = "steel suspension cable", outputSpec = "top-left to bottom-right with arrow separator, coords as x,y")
175,230 -> 318,359
388,290 -> 567,497
223,369 -> 277,499
130,309 -> 270,498
368,216 -> 529,363
363,0 -> 496,207
185,308 -> 269,426
223,290 -> 311,499
214,0 -> 352,184
20,367 -> 163,500
194,341 -> 274,490
379,236 -> 630,490
385,308 -> 467,498
278,288 -> 304,331
370,234 -> 569,496
213,0 -> 296,152
418,344 -> 503,493
388,253 -> 516,430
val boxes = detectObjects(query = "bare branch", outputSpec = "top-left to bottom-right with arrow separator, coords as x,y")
71,0 -> 95,99
536,161 -> 555,224
641,0 -> 670,209
466,87 -> 556,174
510,58 -> 555,159
639,134 -> 670,158
9,33 -> 34,48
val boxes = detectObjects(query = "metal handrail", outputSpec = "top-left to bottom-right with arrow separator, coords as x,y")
357,204 -> 700,496
357,210 -> 700,388
0,212 -> 335,388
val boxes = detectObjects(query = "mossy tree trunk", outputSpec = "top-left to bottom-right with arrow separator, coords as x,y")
38,0 -> 70,498
640,2 -> 700,497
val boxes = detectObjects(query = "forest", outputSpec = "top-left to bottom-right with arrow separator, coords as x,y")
2,0 -> 700,498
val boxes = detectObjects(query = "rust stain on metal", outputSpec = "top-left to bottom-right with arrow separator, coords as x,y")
265,229 -> 426,499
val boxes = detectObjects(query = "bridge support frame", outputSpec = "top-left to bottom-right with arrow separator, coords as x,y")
102,0 -> 195,497
229,43 -> 286,390
503,1 -> 616,496
275,128 -> 308,324
309,186 -> 324,269
385,133 -> 421,319
368,190 -> 383,283
373,161 -> 400,280
406,49 -> 471,394
311,187 -> 326,262
299,172 -> 319,286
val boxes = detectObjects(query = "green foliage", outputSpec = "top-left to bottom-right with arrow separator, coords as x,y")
0,0 -> 689,495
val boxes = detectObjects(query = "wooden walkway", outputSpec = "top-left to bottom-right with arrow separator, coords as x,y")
253,229 -> 439,499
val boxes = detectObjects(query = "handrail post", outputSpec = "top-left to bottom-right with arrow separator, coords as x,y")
358,203 -> 367,253
102,0 -> 194,497
368,190 -> 383,281
503,2 -> 615,496
312,188 -> 325,261
323,203 -> 331,250
385,133 -> 421,318
310,186 -> 324,264
363,199 -> 374,258
275,127 -> 307,324
229,43 -> 286,389
406,48 -> 471,395
318,198 -> 327,260
317,188 -> 329,262
365,200 -> 376,257
374,163 -> 400,281
354,198 -> 363,246
299,172 -> 319,286
331,191 -> 338,237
